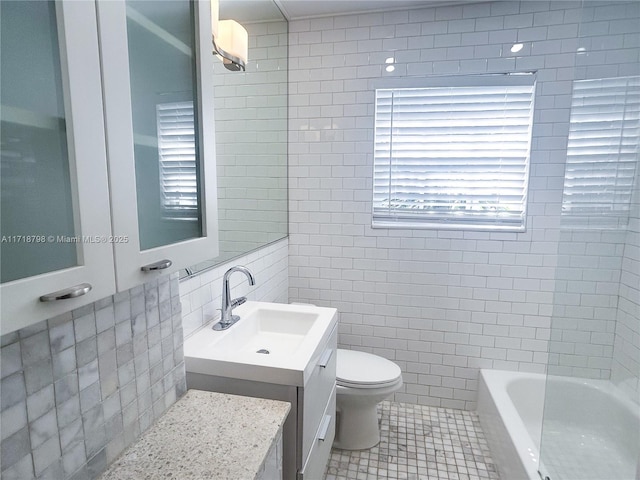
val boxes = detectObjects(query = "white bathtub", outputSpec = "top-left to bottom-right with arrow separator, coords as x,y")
477,369 -> 640,480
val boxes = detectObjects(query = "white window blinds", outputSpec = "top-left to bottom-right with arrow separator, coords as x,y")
562,75 -> 639,228
156,101 -> 199,218
373,74 -> 535,231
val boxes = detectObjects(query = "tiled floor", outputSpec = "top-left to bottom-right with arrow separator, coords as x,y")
325,401 -> 500,480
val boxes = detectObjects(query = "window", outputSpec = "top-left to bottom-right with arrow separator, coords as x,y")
373,74 -> 536,231
562,75 -> 639,228
156,101 -> 199,219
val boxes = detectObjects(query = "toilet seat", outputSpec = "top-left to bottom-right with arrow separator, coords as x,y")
336,349 -> 402,389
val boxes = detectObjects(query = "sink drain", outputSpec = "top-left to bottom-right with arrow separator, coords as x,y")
256,349 -> 270,354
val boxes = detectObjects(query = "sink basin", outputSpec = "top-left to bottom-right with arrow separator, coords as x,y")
215,307 -> 317,356
184,301 -> 337,386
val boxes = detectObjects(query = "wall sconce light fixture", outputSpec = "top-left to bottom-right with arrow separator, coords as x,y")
211,0 -> 248,71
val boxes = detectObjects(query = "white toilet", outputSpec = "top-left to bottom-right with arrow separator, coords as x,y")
333,349 -> 403,450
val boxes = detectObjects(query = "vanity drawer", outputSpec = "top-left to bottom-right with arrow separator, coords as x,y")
300,325 -> 337,462
298,385 -> 336,480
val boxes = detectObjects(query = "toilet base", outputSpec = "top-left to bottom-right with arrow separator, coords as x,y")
332,350 -> 403,451
333,401 -> 381,450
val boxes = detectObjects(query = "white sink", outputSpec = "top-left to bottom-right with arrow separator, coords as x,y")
184,301 -> 337,386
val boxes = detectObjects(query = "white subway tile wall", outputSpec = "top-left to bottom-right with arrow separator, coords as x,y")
0,274 -> 186,479
179,239 -> 289,338
287,1 -> 640,409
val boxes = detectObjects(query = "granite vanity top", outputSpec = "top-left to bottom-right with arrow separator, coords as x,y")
99,390 -> 290,480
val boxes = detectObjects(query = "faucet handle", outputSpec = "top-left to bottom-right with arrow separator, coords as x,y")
230,297 -> 247,308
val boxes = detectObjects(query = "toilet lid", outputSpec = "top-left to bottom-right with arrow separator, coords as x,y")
336,349 -> 402,387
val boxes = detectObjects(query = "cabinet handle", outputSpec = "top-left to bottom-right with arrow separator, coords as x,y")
318,348 -> 333,368
317,414 -> 332,442
39,283 -> 92,302
140,259 -> 172,272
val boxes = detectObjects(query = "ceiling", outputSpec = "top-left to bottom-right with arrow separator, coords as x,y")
220,0 -> 286,23
274,0 -> 481,20
219,0 -> 484,23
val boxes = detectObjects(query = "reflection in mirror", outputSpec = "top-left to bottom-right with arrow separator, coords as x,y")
0,1 -> 77,282
126,0 -> 203,250
183,0 -> 287,278
561,75 -> 639,228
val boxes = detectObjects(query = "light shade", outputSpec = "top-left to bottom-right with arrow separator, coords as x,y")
211,0 -> 248,71
217,20 -> 248,70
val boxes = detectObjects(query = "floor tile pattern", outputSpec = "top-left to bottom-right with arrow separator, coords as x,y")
325,401 -> 500,480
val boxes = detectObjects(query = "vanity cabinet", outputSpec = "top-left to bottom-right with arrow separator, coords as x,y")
298,342 -> 337,480
186,324 -> 338,480
0,0 -> 218,335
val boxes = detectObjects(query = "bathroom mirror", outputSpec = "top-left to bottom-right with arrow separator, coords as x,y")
184,0 -> 287,277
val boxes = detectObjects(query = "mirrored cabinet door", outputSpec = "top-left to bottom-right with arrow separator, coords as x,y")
0,1 -> 116,334
126,0 -> 203,250
97,0 -> 218,291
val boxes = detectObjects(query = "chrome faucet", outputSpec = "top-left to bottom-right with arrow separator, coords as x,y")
213,265 -> 256,331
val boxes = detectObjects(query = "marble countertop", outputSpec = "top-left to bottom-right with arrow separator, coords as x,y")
99,390 -> 290,480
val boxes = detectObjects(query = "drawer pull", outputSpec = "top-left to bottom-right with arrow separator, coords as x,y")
141,259 -> 172,272
40,283 -> 92,302
318,414 -> 332,442
318,348 -> 333,368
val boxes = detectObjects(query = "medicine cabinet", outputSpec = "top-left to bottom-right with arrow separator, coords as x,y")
0,0 -> 218,335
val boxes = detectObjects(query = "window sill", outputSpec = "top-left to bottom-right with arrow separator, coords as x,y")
371,219 -> 526,233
